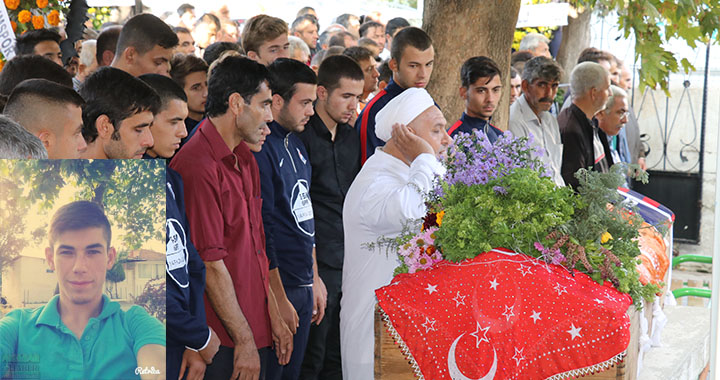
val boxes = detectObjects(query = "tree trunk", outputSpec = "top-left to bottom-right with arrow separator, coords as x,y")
555,7 -> 592,83
423,0 -> 522,131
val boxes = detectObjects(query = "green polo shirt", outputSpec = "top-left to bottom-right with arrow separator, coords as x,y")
0,294 -> 165,380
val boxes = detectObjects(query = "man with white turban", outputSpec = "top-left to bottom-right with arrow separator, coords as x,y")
340,87 -> 452,379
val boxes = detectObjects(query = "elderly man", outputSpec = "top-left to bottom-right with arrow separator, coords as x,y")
341,87 -> 451,380
559,61 -> 613,189
509,56 -> 565,186
596,85 -> 630,164
519,32 -> 551,58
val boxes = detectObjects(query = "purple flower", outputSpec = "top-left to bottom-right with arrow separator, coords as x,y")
493,186 -> 507,195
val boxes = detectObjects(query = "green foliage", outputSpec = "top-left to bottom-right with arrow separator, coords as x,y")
436,168 -> 577,261
0,175 -> 31,274
87,7 -> 114,31
134,278 -> 166,323
574,0 -> 720,94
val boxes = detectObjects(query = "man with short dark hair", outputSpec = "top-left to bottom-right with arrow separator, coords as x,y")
0,200 -> 165,379
291,15 -> 319,54
328,31 -> 357,48
380,17 -> 409,60
96,26 -> 122,67
177,3 -> 196,28
243,14 -> 291,66
343,46 -> 379,124
254,58 -> 325,380
510,67 -> 522,105
79,67 -> 160,159
355,26 -> 434,164
171,56 -> 293,380
4,79 -> 87,159
358,21 -> 385,50
111,13 -> 179,77
448,56 -> 504,143
193,13 -> 221,52
509,56 -> 565,185
298,55 -> 364,380
334,14 -> 360,38
174,26 -> 195,55
0,115 -> 48,159
0,55 -> 73,102
139,74 -> 189,159
170,54 -> 208,140
203,42 -> 242,67
14,29 -> 63,66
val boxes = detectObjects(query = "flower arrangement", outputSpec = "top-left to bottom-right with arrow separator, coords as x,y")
5,0 -> 66,34
392,130 -> 662,307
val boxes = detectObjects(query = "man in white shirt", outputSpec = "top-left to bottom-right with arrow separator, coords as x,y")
340,88 -> 451,380
509,56 -> 565,186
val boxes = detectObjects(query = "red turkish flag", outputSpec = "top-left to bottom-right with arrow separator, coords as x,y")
375,248 -> 633,380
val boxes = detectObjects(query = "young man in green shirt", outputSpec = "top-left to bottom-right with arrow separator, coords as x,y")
0,200 -> 166,379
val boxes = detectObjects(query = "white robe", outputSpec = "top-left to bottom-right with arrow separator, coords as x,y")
340,149 -> 444,380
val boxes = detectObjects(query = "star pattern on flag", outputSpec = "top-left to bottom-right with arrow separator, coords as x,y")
518,264 -> 533,277
502,304 -> 515,321
554,282 -> 568,296
452,291 -> 466,307
422,317 -> 436,333
567,323 -> 582,340
530,310 -> 542,323
512,347 -> 525,366
604,292 -> 618,302
594,298 -> 605,304
489,278 -> 499,290
469,321 -> 490,348
425,284 -> 438,295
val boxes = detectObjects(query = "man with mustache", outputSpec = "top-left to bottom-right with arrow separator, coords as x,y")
509,56 -> 565,186
448,56 -> 504,143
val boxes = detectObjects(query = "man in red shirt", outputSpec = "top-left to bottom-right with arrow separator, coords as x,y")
170,56 -> 293,380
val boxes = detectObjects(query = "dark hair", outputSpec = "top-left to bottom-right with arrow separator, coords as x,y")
334,14 -> 359,30
577,47 -> 613,64
329,31 -> 355,48
522,56 -> 563,83
318,31 -> 335,49
173,26 -> 191,34
116,13 -> 178,56
377,59 -> 392,83
291,14 -> 318,32
79,67 -> 161,143
177,3 -> 194,16
297,6 -> 315,17
343,46 -> 374,64
385,17 -> 410,38
195,13 -> 221,30
205,56 -> 270,117
0,55 -> 72,96
170,54 -> 208,88
49,201 -> 112,248
390,27 -> 432,63
139,74 -> 188,111
5,79 -> 84,120
15,29 -> 61,56
318,55 -> 364,91
359,21 -> 383,38
460,56 -> 501,88
510,67 -> 519,79
96,26 -> 122,66
241,14 -> 288,54
203,42 -> 242,67
267,58 -> 317,102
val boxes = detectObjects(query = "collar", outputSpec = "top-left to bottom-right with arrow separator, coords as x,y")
518,94 -> 545,124
385,78 -> 404,95
198,118 -> 235,163
268,120 -> 290,138
36,294 -> 120,328
460,112 -> 490,126
569,103 -> 595,131
308,112 -> 351,140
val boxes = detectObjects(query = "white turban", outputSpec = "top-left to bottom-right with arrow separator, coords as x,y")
374,87 -> 435,142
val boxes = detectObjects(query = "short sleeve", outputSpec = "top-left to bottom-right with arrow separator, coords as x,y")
124,306 -> 166,355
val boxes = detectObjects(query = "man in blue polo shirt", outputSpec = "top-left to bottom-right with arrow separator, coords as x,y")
448,56 -> 504,143
0,200 -> 165,379
355,27 -> 434,165
254,58 -> 326,380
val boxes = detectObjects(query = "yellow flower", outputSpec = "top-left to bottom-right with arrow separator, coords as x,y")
4,0 -> 19,10
36,0 -> 48,8
31,15 -> 44,30
47,10 -> 59,26
18,10 -> 31,24
437,210 -> 445,227
601,232 -> 613,244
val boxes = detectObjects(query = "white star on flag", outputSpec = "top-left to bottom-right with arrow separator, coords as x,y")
567,323 -> 582,340
422,317 -> 436,333
594,298 -> 605,304
489,278 -> 499,290
469,322 -> 490,348
512,347 -> 525,366
452,291 -> 466,307
604,293 -> 617,302
502,305 -> 515,321
530,310 -> 542,323
554,282 -> 567,296
517,264 -> 533,277
425,284 -> 438,295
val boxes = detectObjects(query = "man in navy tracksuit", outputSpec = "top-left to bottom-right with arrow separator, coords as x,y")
254,58 -> 324,380
139,74 -> 220,379
355,26 -> 435,165
448,56 -> 504,143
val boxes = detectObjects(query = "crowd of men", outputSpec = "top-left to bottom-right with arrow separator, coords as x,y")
0,4 -> 647,380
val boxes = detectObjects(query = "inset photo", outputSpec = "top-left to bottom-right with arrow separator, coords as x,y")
0,159 -> 166,380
